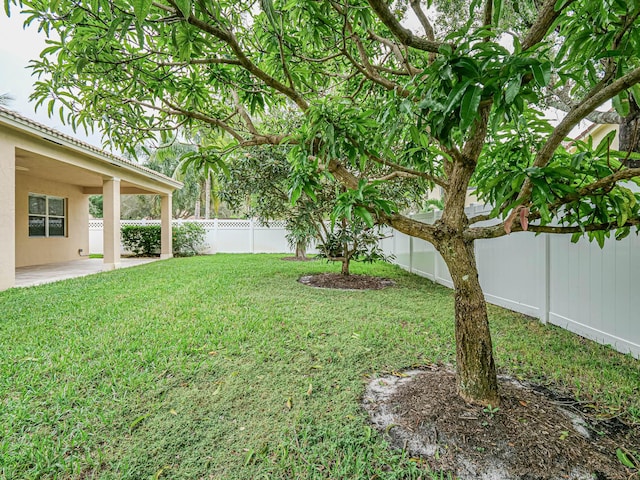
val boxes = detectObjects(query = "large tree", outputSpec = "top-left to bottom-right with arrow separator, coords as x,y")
8,0 -> 640,405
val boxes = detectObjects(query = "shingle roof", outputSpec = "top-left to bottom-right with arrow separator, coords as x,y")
0,105 -> 183,189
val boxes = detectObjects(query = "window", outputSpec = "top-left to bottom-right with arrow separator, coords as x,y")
28,194 -> 66,237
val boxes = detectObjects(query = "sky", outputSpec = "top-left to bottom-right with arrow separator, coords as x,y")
0,10 -> 104,147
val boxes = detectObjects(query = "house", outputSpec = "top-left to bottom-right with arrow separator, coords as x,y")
0,106 -> 183,291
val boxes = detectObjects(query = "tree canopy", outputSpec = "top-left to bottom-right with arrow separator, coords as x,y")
7,0 -> 640,405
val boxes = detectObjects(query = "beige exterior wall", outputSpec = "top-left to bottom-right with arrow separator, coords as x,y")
15,173 -> 89,268
578,123 -> 619,150
0,140 -> 16,290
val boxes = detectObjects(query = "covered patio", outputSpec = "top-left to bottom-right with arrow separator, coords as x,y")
15,257 -> 161,288
0,106 -> 182,291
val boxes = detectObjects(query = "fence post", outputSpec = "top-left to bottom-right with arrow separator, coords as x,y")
540,233 -> 551,324
250,218 -> 255,253
213,218 -> 218,254
409,236 -> 414,273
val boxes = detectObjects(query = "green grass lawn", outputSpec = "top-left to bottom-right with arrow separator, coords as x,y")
1,254 -> 638,479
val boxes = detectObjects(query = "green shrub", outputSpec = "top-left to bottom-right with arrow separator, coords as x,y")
121,225 -> 161,256
121,223 -> 207,257
172,222 -> 207,257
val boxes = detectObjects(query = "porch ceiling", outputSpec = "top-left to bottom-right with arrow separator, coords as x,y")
15,148 -> 159,194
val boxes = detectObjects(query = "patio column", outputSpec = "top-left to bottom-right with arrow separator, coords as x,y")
160,193 -> 173,259
103,177 -> 121,271
0,142 -> 15,290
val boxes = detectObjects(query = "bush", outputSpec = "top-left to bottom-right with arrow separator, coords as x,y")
120,223 -> 207,257
172,222 -> 207,257
121,225 -> 161,256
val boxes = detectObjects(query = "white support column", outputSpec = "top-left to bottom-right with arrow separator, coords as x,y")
102,177 -> 121,271
160,193 -> 173,259
0,143 -> 16,290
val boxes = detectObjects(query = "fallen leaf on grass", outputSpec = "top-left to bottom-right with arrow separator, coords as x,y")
286,397 -> 293,410
170,409 -> 178,415
129,413 -> 150,432
154,466 -> 171,479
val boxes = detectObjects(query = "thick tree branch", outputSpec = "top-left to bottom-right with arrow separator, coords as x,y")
410,0 -> 435,41
325,158 -> 438,245
467,218 -> 640,240
522,0 -> 575,51
366,0 -> 446,53
231,90 -> 258,135
548,167 -> 640,210
513,67 -> 640,206
546,98 -> 622,125
539,68 -> 640,162
371,170 -> 419,181
468,213 -> 491,224
462,104 -> 492,164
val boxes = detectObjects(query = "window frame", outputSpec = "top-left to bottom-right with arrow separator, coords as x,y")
28,193 -> 67,238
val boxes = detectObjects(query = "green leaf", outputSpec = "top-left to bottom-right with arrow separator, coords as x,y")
452,57 -> 480,78
173,0 -> 192,18
290,186 -> 302,205
504,75 -> 522,104
595,130 -> 616,156
612,92 -> 630,117
460,85 -> 482,130
492,0 -> 503,26
354,206 -> 374,227
444,79 -> 471,115
76,57 -> 88,74
531,63 -> 549,87
132,0 -> 152,21
593,230 -> 606,249
438,44 -> 453,56
260,0 -> 279,30
631,83 -> 640,106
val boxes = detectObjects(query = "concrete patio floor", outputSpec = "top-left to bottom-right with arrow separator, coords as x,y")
15,257 -> 162,288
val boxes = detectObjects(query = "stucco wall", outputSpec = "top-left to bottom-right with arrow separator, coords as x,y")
15,173 -> 89,267
0,141 -> 15,290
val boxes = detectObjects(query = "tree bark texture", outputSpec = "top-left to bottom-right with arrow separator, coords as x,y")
295,241 -> 307,259
341,258 -> 350,275
438,236 -> 500,406
620,99 -> 640,167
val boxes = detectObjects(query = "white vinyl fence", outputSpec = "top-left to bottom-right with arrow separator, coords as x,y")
88,214 -> 640,358
89,218 -> 294,255
381,207 -> 640,359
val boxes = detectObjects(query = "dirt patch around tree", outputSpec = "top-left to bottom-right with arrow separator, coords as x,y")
298,273 -> 395,290
281,256 -> 318,262
363,366 -> 639,480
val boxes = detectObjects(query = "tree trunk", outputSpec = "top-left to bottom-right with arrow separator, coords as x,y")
194,198 -> 201,219
204,175 -> 211,219
619,98 -> 640,168
341,256 -> 350,275
438,236 -> 499,406
295,241 -> 307,259
340,217 -> 350,275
